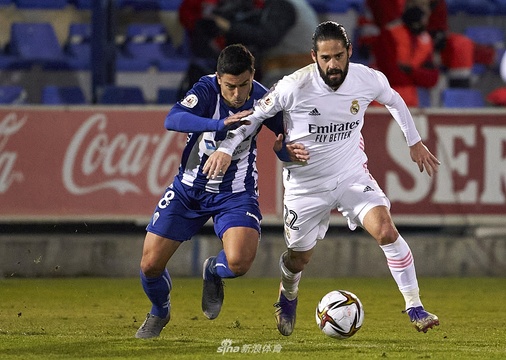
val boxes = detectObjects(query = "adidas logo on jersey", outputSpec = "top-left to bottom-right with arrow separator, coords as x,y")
308,108 -> 321,116
363,186 -> 375,193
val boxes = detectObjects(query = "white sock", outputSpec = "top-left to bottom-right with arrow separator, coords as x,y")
380,236 -> 423,310
279,251 -> 301,301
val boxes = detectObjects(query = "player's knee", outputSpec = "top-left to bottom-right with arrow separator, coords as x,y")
140,258 -> 165,278
375,225 -> 399,245
227,258 -> 253,276
285,252 -> 311,273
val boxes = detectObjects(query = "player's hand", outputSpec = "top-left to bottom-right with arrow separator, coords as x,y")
409,141 -> 440,177
202,151 -> 232,179
273,134 -> 310,162
223,110 -> 252,129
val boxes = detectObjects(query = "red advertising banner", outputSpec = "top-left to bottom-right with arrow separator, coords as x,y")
0,107 -> 505,225
0,107 -> 280,223
362,109 -> 506,225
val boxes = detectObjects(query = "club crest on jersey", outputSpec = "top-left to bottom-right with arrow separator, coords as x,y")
181,94 -> 198,108
350,100 -> 359,115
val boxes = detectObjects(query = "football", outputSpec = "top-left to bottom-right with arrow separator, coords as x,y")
315,290 -> 364,339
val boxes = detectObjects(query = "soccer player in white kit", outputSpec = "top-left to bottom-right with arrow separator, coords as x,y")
204,21 -> 441,335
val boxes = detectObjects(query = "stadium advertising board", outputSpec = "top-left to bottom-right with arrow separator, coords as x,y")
0,107 -> 504,226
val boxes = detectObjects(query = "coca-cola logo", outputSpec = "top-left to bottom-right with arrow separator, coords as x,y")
63,113 -> 183,195
0,112 -> 25,193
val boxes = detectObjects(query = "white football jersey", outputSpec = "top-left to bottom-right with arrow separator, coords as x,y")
220,62 -> 422,195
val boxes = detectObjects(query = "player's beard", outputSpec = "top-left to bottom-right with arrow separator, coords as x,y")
318,58 -> 349,90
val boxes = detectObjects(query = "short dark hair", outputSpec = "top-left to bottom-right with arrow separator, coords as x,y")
216,44 -> 255,76
312,21 -> 351,52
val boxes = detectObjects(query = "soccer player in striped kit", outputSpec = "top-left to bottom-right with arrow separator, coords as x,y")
204,21 -> 441,335
135,44 -> 300,338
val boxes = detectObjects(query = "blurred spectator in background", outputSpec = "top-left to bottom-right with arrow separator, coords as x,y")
177,0 -> 224,97
426,0 -> 474,87
257,0 -> 319,87
372,0 -> 439,107
355,0 -> 405,63
357,0 -> 496,90
178,0 -> 308,95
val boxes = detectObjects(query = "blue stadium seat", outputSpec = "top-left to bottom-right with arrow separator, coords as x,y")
495,0 -> 506,14
463,0 -> 499,15
446,0 -> 500,15
99,85 -> 146,105
346,0 -> 364,12
41,85 -> 86,105
441,88 -> 485,108
15,0 -> 67,9
464,25 -> 505,75
115,54 -> 152,72
307,0 -> 349,13
121,23 -> 177,67
64,23 -> 92,69
157,57 -> 189,72
0,50 -> 31,70
0,85 -> 27,104
8,22 -> 64,65
0,0 -> 13,7
464,26 -> 505,47
157,88 -> 179,104
157,0 -> 182,10
417,88 -> 431,108
69,0 -> 91,9
445,0 -> 466,14
117,0 -> 161,10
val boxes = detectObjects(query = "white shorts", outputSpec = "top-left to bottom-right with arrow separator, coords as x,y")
282,171 -> 390,251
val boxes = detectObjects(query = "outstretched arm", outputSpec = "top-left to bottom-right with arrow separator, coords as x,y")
165,107 -> 252,133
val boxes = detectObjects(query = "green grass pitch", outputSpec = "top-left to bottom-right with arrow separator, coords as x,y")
1,277 -> 505,359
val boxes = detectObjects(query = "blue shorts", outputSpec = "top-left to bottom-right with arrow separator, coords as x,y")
146,177 -> 262,241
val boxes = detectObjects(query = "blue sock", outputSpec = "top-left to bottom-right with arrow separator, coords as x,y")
209,250 -> 236,279
140,268 -> 172,318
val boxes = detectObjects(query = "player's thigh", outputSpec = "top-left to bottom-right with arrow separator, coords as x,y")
283,192 -> 333,252
214,192 -> 261,264
336,172 -> 390,231
213,192 -> 262,239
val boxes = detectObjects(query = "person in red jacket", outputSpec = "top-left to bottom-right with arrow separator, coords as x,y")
372,0 -> 439,107
427,0 -> 474,87
358,0 -> 493,90
355,0 -> 406,63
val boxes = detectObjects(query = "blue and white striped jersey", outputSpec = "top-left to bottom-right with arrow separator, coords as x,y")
165,74 -> 283,194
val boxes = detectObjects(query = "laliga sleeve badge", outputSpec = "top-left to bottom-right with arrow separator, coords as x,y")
350,100 -> 359,115
181,94 -> 198,108
259,93 -> 276,112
